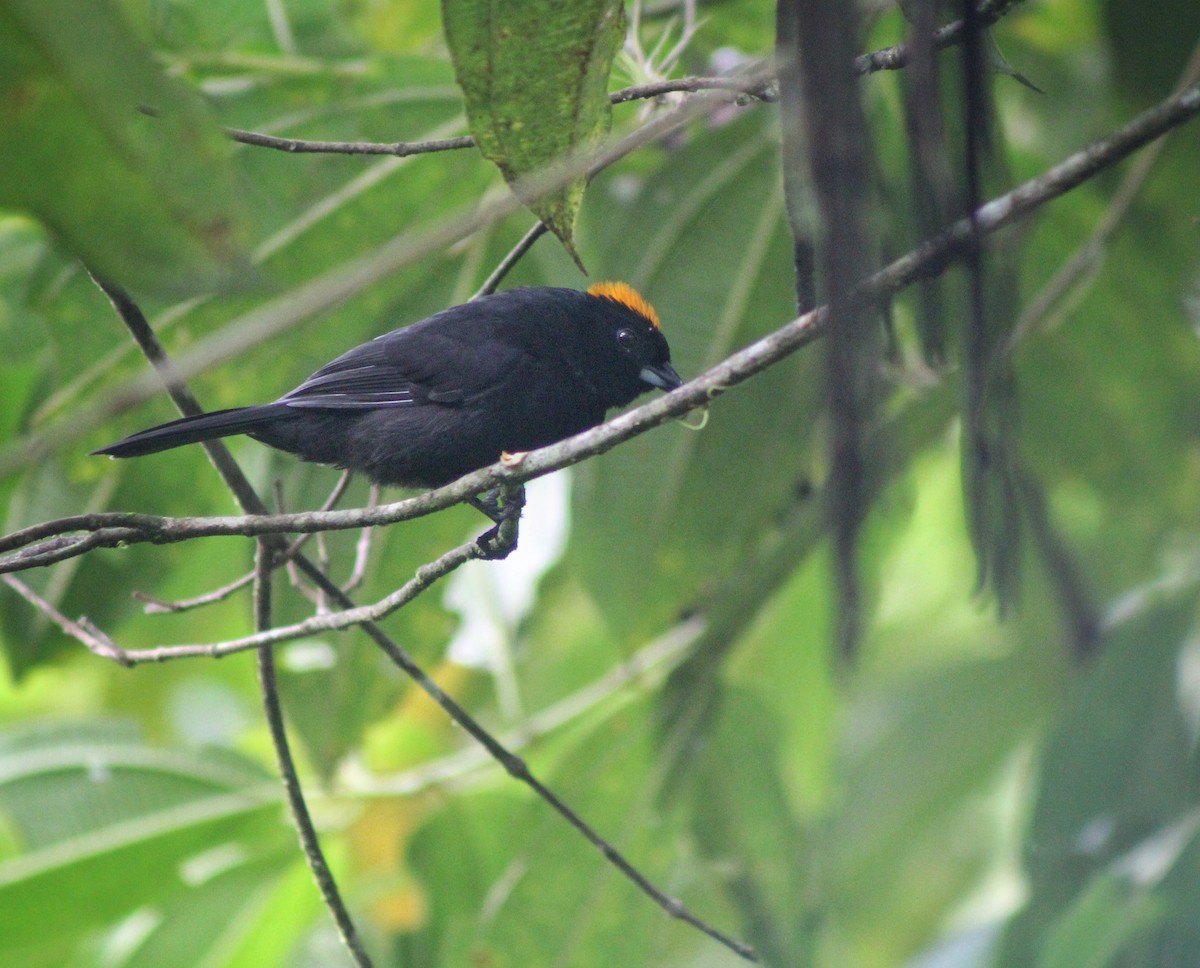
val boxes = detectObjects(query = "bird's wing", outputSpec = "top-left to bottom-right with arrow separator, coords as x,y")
278,325 -> 528,411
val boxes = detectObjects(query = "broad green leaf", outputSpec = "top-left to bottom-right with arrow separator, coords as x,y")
98,852 -> 303,968
571,110 -> 820,644
442,0 -> 625,258
0,0 -> 253,296
407,697 -> 746,967
681,687 -> 814,967
996,586 -> 1200,967
824,647 -> 1052,965
1036,872 -> 1161,968
0,721 -> 287,967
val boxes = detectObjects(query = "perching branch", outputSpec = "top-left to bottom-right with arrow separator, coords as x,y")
135,470 -> 354,614
76,271 -> 757,964
7,78 -> 1199,572
0,84 -> 744,479
227,75 -> 778,158
227,127 -> 475,156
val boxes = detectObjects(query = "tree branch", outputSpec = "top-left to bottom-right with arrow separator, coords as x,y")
854,0 -> 1029,75
9,78 -> 1198,572
224,0 -> 1031,161
227,127 -> 475,156
0,85 -> 743,478
253,542 -> 375,967
68,283 -> 756,962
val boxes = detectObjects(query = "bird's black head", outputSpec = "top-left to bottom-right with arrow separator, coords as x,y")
582,282 -> 682,407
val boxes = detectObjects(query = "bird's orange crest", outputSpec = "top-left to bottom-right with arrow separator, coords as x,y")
587,281 -> 661,330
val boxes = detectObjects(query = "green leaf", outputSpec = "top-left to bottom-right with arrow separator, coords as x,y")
996,585 -> 1200,967
0,721 -> 287,967
825,648 -> 1053,964
1037,872 -> 1161,968
98,852 -> 302,968
682,687 -> 814,967
571,110 -> 819,644
442,0 -> 625,260
0,0 -> 254,296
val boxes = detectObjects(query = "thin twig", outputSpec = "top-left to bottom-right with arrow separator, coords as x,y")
226,127 -> 475,156
343,484 -> 379,594
224,1 -> 1030,160
349,617 -> 704,798
108,486 -> 519,661
311,560 -> 757,961
135,471 -> 355,614
228,76 -> 775,157
610,72 -> 777,104
136,567 -> 257,614
1,574 -> 126,664
853,0 -> 1029,75
253,542 -> 375,968
277,477 -> 330,608
278,477 -> 319,605
92,276 -> 378,959
473,221 -> 549,299
1006,35 -> 1200,353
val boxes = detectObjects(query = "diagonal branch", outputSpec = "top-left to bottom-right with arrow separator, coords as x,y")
7,78 -> 1198,573
76,272 -> 756,964
0,86 -> 741,478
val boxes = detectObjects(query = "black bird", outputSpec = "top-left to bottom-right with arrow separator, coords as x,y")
95,283 -> 682,499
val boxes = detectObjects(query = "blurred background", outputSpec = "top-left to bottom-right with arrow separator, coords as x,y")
1,0 -> 1200,965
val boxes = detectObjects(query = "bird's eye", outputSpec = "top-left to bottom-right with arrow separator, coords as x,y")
615,328 -> 638,347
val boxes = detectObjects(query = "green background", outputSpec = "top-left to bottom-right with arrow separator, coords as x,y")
1,1 -> 1200,965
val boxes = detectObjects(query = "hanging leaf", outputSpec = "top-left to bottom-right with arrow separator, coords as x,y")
442,0 -> 625,262
0,0 -> 254,297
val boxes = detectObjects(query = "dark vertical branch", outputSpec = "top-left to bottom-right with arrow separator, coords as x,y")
472,220 -> 549,299
91,277 -> 269,517
957,0 -> 1023,608
901,0 -> 954,362
1017,471 -> 1099,662
254,543 -> 375,967
94,274 -> 373,964
785,0 -> 879,660
775,2 -> 817,314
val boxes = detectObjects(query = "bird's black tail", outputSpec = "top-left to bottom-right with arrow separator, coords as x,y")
92,404 -> 287,458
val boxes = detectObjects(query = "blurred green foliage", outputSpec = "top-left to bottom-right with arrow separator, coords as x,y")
1,0 -> 1199,966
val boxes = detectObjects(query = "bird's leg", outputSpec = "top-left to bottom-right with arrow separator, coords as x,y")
467,487 -> 506,524
469,483 -> 525,559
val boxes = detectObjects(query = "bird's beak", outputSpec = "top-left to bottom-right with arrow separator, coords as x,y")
639,361 -> 683,391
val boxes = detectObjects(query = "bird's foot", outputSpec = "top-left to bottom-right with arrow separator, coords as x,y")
469,483 -> 525,559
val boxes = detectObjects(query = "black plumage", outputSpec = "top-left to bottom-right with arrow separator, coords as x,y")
94,284 -> 682,490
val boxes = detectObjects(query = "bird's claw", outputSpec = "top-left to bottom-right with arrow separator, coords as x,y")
469,483 -> 525,559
